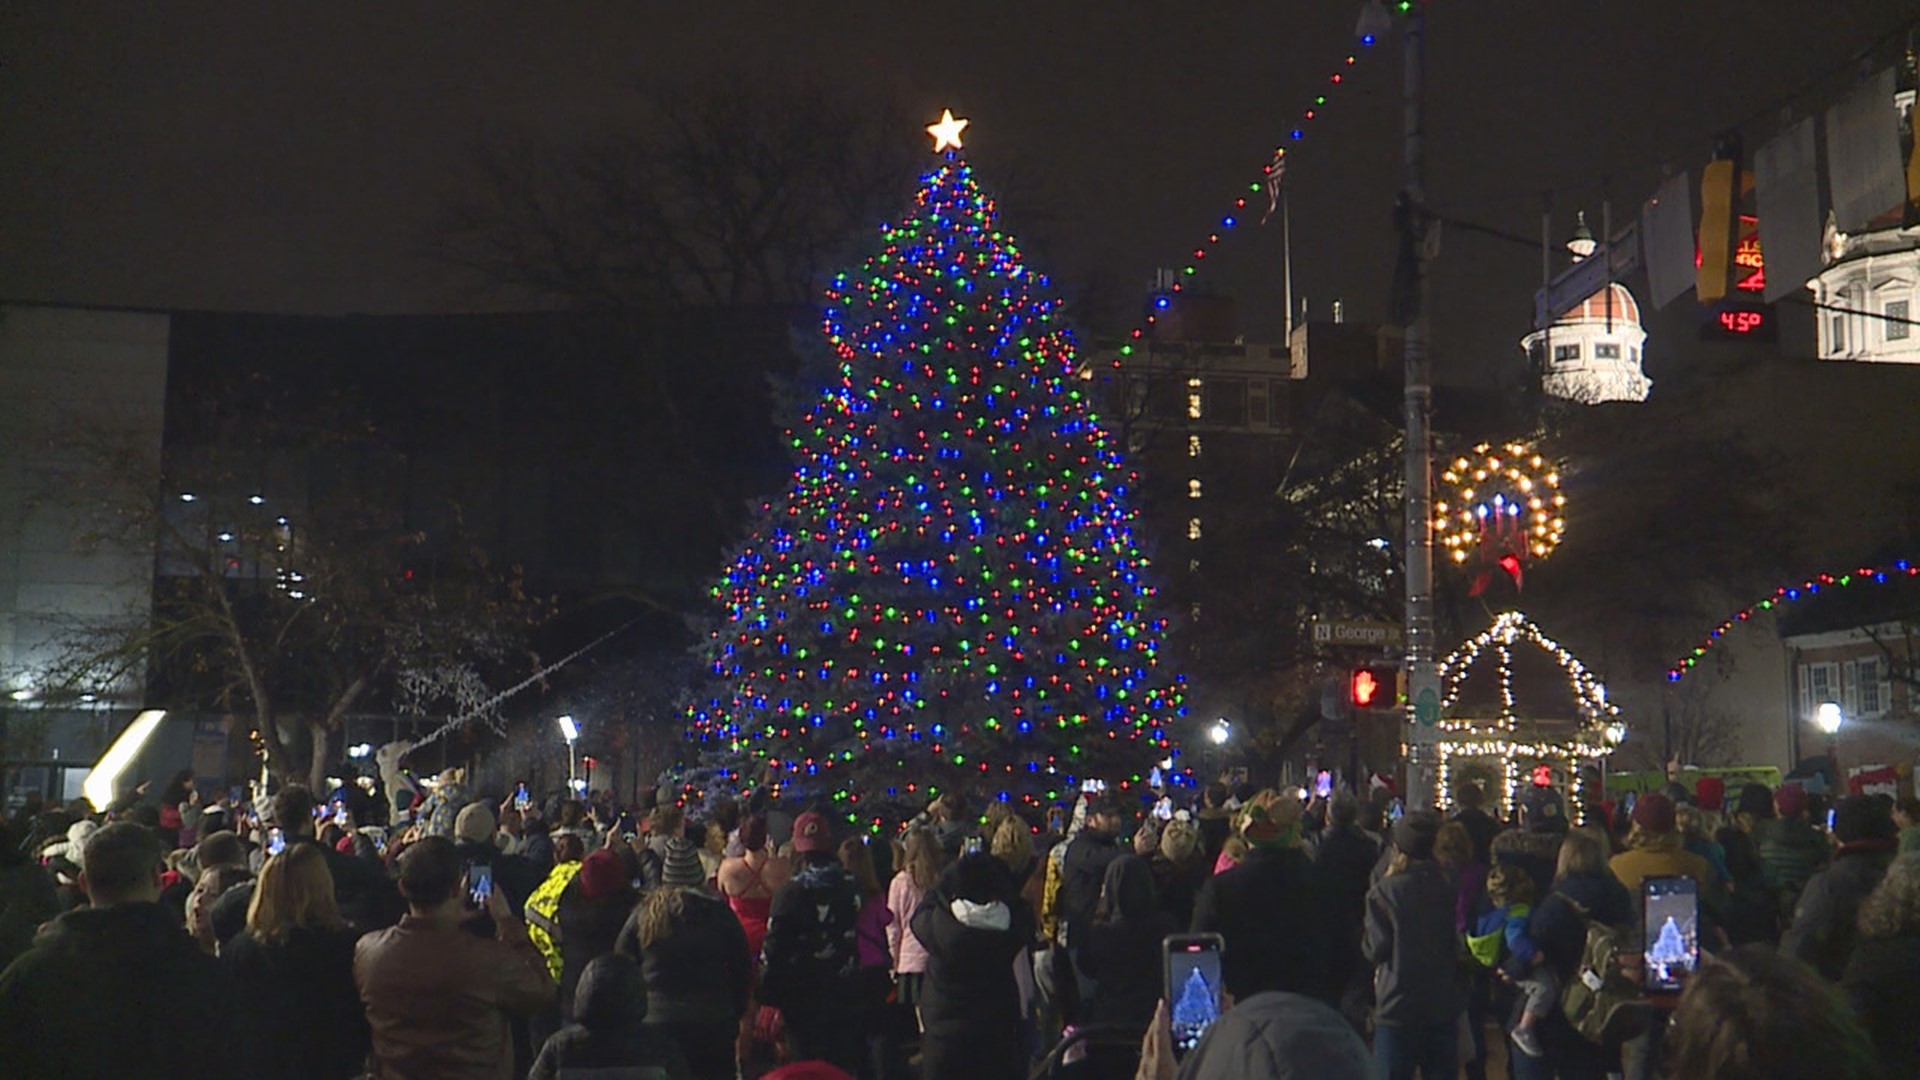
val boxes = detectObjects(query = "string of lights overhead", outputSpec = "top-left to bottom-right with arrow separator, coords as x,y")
1668,559 -> 1920,683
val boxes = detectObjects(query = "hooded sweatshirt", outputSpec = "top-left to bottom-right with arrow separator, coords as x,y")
1081,854 -> 1177,1031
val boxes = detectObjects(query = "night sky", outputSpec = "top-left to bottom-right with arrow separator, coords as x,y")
3,3 -> 1914,385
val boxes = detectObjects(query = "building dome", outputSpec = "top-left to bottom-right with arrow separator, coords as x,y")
1518,212 -> 1651,405
1562,283 -> 1640,328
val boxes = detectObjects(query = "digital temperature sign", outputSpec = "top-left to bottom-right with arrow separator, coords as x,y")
1699,300 -> 1776,342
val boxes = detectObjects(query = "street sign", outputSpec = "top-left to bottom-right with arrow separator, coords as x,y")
1311,619 -> 1406,648
1413,686 -> 1441,727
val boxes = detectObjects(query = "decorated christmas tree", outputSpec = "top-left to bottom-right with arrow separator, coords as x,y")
680,112 -> 1186,823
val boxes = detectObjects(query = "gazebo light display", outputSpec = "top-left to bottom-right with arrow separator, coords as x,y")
1434,611 -> 1619,822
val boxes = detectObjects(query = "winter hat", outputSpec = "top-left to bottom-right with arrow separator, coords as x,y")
42,819 -> 99,864
1832,796 -> 1897,845
1631,791 -> 1677,833
577,848 -> 627,900
454,802 -> 496,846
791,811 -> 832,854
1694,776 -> 1726,812
1774,783 -> 1808,820
1239,791 -> 1305,849
661,836 -> 706,888
1392,812 -> 1441,860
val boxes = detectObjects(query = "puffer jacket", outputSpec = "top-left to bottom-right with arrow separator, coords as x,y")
885,870 -> 931,973
912,854 -> 1035,1080
1173,990 -> 1371,1080
1781,840 -> 1894,980
614,888 -> 752,1028
528,953 -> 692,1080
1362,858 -> 1466,1027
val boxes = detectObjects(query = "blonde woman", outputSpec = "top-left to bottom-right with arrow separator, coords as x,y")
887,828 -> 944,1015
221,844 -> 369,1079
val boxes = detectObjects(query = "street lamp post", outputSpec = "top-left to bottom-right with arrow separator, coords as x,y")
557,714 -> 579,792
1815,702 -> 1843,794
1601,721 -> 1626,805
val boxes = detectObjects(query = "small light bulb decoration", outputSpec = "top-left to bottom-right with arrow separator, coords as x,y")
1434,441 -> 1566,595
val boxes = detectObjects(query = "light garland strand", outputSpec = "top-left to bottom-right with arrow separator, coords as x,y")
1112,6 -> 1420,366
1668,559 -> 1920,683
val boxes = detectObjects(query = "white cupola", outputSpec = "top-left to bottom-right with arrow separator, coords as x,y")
1520,212 -> 1652,405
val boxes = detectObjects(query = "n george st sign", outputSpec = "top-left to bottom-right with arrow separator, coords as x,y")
1311,619 -> 1405,648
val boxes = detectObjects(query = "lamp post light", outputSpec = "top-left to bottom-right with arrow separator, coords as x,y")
1208,719 -> 1232,746
1601,721 -> 1627,802
557,714 -> 579,791
1815,702 -> 1843,792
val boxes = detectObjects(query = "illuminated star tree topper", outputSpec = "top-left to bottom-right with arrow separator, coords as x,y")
680,111 -> 1186,824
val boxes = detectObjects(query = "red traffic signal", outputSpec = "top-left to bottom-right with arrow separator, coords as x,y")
1350,668 -> 1383,709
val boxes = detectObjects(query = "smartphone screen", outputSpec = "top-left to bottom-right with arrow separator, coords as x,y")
466,861 -> 494,908
1164,933 -> 1225,1059
333,803 -> 349,827
266,827 -> 285,856
515,783 -> 530,811
962,835 -> 984,856
1643,875 -> 1699,993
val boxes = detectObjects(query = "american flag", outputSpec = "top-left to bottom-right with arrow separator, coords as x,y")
1260,148 -> 1288,225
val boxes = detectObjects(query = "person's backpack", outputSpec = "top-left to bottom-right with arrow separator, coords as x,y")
760,870 -> 861,1009
1556,896 -> 1652,1043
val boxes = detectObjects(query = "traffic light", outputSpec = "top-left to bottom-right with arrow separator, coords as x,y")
1351,666 -> 1386,709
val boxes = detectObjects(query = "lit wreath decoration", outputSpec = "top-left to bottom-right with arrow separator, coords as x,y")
1435,441 -> 1565,595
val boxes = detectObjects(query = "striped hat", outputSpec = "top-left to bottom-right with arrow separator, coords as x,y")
661,836 -> 706,888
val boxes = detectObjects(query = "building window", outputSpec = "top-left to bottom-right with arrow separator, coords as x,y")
1799,660 -> 1840,720
1553,344 -> 1580,362
1595,343 -> 1621,359
1187,392 -> 1203,419
1846,656 -> 1891,718
1187,434 -> 1202,458
1187,517 -> 1202,540
1829,314 -> 1846,353
1187,479 -> 1203,499
1888,299 -> 1911,341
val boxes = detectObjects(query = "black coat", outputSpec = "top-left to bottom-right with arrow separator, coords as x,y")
1843,931 -> 1920,1080
223,925 -> 370,1080
1190,845 -> 1336,1004
614,889 -> 751,1028
1782,842 -> 1894,980
529,953 -> 692,1080
1452,806 -> 1500,867
556,880 -> 640,1021
1057,828 -> 1123,953
1528,870 -> 1633,981
911,855 -> 1035,1080
0,901 -> 247,1080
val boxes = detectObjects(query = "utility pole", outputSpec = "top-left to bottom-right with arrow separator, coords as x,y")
1398,3 -> 1440,809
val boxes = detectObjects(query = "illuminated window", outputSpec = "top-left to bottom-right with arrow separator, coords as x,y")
1187,393 -> 1203,419
1594,343 -> 1621,359
1187,517 -> 1202,540
1186,376 -> 1203,389
1888,300 -> 1910,341
1188,434 -> 1202,458
1188,479 -> 1203,499
1553,344 -> 1580,362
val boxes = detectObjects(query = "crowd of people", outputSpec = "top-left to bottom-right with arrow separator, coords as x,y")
1,763 -> 1917,1080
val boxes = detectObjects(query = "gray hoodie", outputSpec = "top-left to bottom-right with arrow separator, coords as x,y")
1362,858 -> 1467,1027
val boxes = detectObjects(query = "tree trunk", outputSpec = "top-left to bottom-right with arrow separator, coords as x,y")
308,721 -> 332,792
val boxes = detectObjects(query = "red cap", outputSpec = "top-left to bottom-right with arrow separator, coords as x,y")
791,811 -> 832,854
578,848 -> 626,899
1775,783 -> 1807,819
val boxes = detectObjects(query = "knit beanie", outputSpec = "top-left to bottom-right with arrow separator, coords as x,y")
661,837 -> 706,888
1774,783 -> 1808,820
577,848 -> 627,899
1631,791 -> 1677,833
454,802 -> 496,845
1392,812 -> 1440,860
1693,776 -> 1726,812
